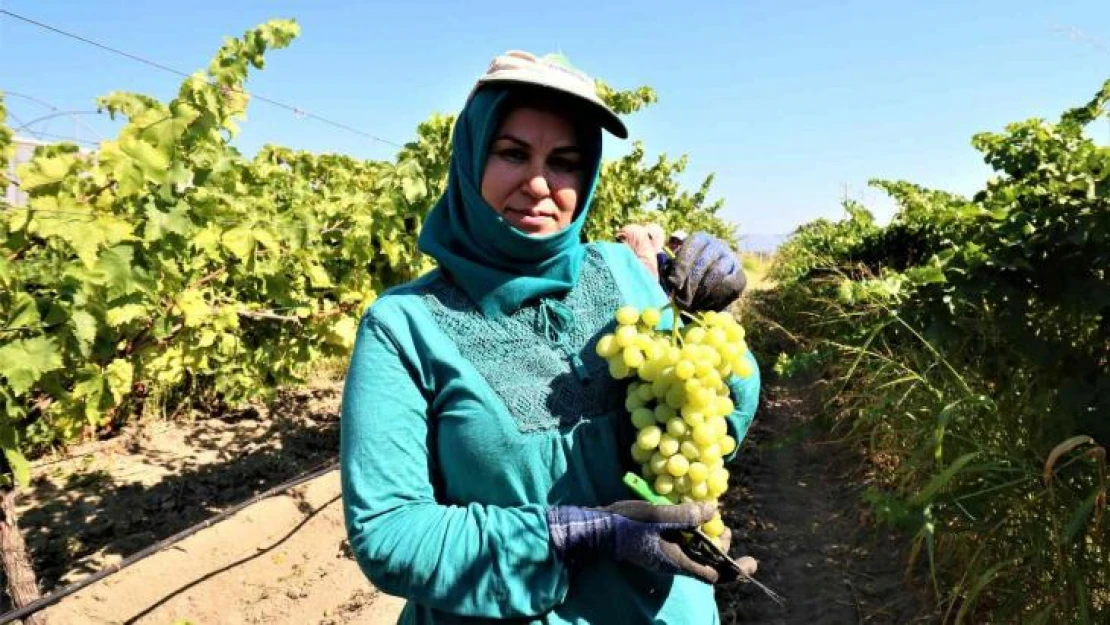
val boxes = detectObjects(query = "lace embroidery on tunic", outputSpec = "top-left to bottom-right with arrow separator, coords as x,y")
421,246 -> 627,433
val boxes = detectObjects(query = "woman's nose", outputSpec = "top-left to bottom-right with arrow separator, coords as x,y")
523,171 -> 550,198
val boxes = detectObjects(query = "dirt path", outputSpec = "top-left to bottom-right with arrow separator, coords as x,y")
14,371 -> 937,624
716,377 -> 938,624
40,472 -> 404,625
14,382 -> 404,625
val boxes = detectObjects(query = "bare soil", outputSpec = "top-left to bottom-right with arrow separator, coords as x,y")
9,373 -> 937,625
14,382 -> 404,625
716,375 -> 940,624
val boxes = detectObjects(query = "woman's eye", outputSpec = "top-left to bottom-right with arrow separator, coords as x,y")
549,157 -> 582,173
497,148 -> 527,162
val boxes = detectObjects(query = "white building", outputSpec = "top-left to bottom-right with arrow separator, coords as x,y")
6,135 -> 53,207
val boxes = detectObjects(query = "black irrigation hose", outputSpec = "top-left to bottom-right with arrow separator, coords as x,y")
0,457 -> 340,625
123,493 -> 341,625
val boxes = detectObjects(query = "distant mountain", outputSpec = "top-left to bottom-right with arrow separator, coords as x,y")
737,233 -> 792,253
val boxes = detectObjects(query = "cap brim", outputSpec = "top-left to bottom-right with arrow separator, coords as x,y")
476,73 -> 629,139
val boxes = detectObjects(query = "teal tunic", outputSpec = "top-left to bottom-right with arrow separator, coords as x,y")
340,241 -> 760,624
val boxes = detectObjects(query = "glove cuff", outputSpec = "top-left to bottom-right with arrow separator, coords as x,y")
546,506 -> 614,564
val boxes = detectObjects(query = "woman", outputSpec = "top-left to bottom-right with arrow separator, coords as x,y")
340,50 -> 760,624
616,223 -> 660,278
644,223 -> 666,255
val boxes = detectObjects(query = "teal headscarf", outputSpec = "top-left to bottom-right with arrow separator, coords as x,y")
416,85 -> 604,317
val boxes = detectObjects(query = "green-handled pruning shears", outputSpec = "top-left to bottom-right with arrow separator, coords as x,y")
622,472 -> 785,605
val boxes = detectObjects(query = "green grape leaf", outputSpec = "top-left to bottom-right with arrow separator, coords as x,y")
105,304 -> 148,327
306,264 -> 333,288
401,175 -> 426,204
0,336 -> 64,396
6,293 -> 40,331
3,448 -> 31,488
144,201 -> 194,241
177,290 -> 211,327
42,302 -> 69,327
71,367 -> 106,424
120,135 -> 169,183
330,316 -> 358,349
14,155 -> 71,191
93,246 -> 143,300
193,226 -> 223,255
222,227 -> 255,259
253,228 -> 279,251
196,330 -> 218,348
165,162 -> 194,188
27,198 -> 136,269
104,359 -> 133,403
218,333 -> 239,357
69,310 -> 99,357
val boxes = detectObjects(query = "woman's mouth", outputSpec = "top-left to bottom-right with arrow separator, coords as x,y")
503,207 -> 556,231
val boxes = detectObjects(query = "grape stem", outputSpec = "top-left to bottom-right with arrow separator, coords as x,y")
661,300 -> 701,345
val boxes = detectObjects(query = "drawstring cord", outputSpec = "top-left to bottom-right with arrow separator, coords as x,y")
538,298 -> 591,382
538,298 -> 573,346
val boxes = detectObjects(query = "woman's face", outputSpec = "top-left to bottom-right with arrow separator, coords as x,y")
481,107 -> 586,236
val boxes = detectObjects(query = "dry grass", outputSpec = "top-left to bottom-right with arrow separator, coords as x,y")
741,252 -> 775,292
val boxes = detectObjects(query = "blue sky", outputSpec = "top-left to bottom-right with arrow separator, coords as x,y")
2,0 -> 1108,237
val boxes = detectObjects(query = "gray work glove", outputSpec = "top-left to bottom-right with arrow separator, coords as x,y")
664,232 -> 748,312
547,501 -> 724,584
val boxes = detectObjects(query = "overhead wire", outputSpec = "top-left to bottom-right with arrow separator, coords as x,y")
13,110 -> 102,133
0,9 -> 405,150
2,90 -> 108,142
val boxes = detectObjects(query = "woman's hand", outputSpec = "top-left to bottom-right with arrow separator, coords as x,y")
663,232 -> 748,312
547,500 -> 724,584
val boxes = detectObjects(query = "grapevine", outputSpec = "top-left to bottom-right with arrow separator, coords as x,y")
767,79 -> 1110,621
0,20 -> 738,490
596,305 -> 755,544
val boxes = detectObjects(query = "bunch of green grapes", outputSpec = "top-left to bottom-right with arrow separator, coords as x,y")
596,305 -> 754,544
